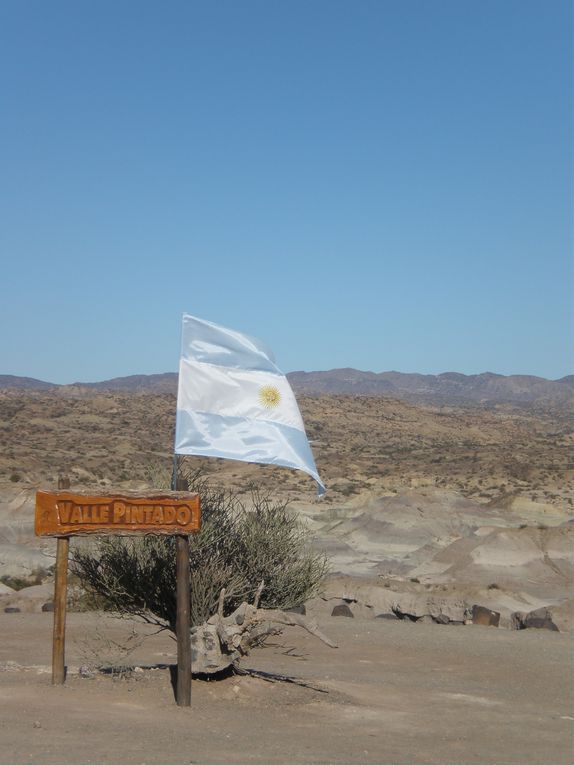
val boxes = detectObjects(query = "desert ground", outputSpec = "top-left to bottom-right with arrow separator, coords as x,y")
0,390 -> 573,763
1,611 -> 572,765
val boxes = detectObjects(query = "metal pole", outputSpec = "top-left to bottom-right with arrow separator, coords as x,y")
52,536 -> 69,685
176,534 -> 191,706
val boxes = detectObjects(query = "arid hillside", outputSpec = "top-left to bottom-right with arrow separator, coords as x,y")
1,390 -> 572,512
1,389 -> 573,637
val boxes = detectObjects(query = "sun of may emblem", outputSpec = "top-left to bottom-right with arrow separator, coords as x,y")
259,385 -> 282,409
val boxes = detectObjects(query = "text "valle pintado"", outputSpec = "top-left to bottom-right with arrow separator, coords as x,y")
35,491 -> 201,536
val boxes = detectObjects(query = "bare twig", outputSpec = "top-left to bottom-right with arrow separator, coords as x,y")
217,588 -> 226,618
253,580 -> 265,609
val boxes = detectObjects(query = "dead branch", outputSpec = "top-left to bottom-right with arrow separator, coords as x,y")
190,586 -> 336,674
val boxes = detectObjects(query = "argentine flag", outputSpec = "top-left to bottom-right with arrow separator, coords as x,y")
175,314 -> 325,495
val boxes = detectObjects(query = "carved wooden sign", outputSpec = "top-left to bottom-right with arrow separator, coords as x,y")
35,491 -> 201,536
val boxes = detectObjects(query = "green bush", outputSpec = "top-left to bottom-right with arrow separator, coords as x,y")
72,471 -> 328,631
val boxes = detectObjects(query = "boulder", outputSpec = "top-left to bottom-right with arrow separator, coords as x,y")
472,605 -> 501,627
512,607 -> 559,632
331,604 -> 354,618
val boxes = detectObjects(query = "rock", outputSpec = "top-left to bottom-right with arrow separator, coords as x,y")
41,601 -> 54,612
4,606 -> 21,613
524,607 -> 560,631
287,604 -> 306,615
79,665 -> 96,678
543,599 -> 574,632
0,543 -> 53,580
512,607 -> 559,632
375,612 -> 399,620
15,582 -> 54,600
392,594 -> 469,623
391,607 -> 418,622
331,604 -> 354,618
472,605 -> 501,627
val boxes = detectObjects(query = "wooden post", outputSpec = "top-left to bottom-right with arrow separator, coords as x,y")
52,536 -> 69,685
176,534 -> 191,706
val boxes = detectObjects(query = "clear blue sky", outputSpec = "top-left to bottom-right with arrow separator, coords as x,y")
1,0 -> 572,384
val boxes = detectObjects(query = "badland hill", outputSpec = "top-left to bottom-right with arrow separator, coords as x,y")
1,387 -> 572,635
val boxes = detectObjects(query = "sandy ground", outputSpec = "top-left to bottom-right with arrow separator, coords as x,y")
1,612 -> 572,765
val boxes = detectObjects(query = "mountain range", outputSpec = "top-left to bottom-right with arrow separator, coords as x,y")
1,370 -> 573,405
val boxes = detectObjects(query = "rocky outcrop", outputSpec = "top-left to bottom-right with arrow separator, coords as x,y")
309,578 -> 571,632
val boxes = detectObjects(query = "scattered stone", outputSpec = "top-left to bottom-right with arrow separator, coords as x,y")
0,660 -> 20,671
472,605 -> 500,627
78,665 -> 96,678
41,602 -> 54,612
391,607 -> 418,622
512,608 -> 559,632
523,607 -> 560,631
432,613 -> 451,625
331,604 -> 354,618
33,721 -> 42,729
4,606 -> 21,613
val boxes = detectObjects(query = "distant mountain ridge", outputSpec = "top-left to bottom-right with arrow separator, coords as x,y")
0,375 -> 58,390
1,370 -> 573,404
287,369 -> 574,404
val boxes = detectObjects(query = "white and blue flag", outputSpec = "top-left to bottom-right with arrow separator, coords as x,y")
175,314 -> 325,495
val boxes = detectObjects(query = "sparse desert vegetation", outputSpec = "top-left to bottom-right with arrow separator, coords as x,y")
0,389 -> 572,513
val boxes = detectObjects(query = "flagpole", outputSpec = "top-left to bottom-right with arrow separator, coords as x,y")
173,315 -> 191,706
171,453 -> 178,491
172,312 -> 185,492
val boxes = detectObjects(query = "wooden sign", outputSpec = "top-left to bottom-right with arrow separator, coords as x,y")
35,491 -> 201,536
35,487 -> 199,706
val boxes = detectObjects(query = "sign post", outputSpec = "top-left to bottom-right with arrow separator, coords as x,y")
52,536 -> 69,685
35,490 -> 201,706
176,534 -> 191,706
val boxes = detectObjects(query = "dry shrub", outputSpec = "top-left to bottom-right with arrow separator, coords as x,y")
72,470 -> 328,632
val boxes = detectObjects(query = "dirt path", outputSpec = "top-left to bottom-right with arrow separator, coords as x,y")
0,612 -> 572,765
